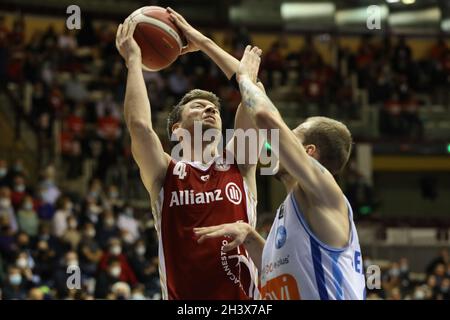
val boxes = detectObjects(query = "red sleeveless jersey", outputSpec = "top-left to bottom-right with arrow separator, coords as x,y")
152,158 -> 258,300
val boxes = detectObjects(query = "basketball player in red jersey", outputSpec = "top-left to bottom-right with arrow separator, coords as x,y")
116,9 -> 262,299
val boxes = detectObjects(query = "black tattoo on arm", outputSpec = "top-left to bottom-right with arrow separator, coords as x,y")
239,77 -> 278,114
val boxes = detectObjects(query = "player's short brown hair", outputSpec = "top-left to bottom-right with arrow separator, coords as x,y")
167,89 -> 220,139
294,116 -> 352,175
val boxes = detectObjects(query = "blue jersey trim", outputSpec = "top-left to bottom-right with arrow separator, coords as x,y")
330,252 -> 344,300
310,236 -> 329,300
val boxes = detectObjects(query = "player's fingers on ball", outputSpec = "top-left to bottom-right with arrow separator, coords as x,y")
122,21 -> 130,38
127,21 -> 137,37
116,24 -> 122,39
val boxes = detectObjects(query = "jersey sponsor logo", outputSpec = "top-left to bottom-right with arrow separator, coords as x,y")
225,182 -> 242,205
200,174 -> 210,181
275,225 -> 287,249
168,189 -> 223,207
220,240 -> 257,299
261,255 -> 290,279
261,273 -> 300,300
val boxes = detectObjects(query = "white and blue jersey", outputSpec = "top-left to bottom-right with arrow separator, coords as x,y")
260,192 -> 366,300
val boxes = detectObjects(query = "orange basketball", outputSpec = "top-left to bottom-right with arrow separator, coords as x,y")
125,6 -> 185,71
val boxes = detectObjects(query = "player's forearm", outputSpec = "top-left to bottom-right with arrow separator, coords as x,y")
124,58 -> 153,130
238,76 -> 280,121
243,225 -> 265,272
199,37 -> 239,79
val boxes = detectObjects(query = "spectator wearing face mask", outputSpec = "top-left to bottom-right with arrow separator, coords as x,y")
2,266 -> 32,299
102,185 -> 123,210
128,240 -> 148,283
0,159 -> 11,187
38,165 -> 61,206
52,196 -> 73,238
17,196 -> 39,237
0,187 -> 18,234
94,258 -> 123,299
79,223 -> 102,277
98,238 -> 137,286
130,283 -> 147,300
10,175 -> 30,210
62,216 -> 81,250
80,196 -> 102,226
426,274 -> 440,299
14,251 -> 39,285
97,209 -> 120,248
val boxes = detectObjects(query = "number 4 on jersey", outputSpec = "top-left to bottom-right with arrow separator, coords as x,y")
173,162 -> 187,180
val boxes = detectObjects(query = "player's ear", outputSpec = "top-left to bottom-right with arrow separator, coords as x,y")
304,144 -> 316,156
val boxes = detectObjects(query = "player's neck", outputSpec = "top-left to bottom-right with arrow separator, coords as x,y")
181,140 -> 219,164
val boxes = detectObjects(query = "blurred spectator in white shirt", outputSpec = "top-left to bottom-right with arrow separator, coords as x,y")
52,196 -> 73,238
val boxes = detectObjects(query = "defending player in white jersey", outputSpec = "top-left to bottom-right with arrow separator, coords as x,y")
194,46 -> 366,300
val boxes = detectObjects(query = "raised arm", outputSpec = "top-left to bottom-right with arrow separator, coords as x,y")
167,8 -> 262,196
116,20 -> 170,198
236,46 -> 342,205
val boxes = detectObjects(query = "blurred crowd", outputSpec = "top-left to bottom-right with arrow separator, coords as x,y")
0,158 -> 160,300
365,249 -> 450,300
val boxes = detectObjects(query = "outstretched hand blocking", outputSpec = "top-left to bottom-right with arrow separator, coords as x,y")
115,20 -> 141,66
237,45 -> 262,83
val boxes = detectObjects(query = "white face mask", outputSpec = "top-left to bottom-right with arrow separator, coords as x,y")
105,218 -> 115,227
131,293 -> 145,300
67,259 -> 79,267
23,202 -> 33,210
14,184 -> 25,192
414,290 -> 425,300
9,274 -> 22,286
110,245 -> 121,256
0,168 -> 7,177
86,229 -> 96,238
136,246 -> 146,256
110,266 -> 121,278
69,221 -> 78,229
17,257 -> 28,269
0,198 -> 11,208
